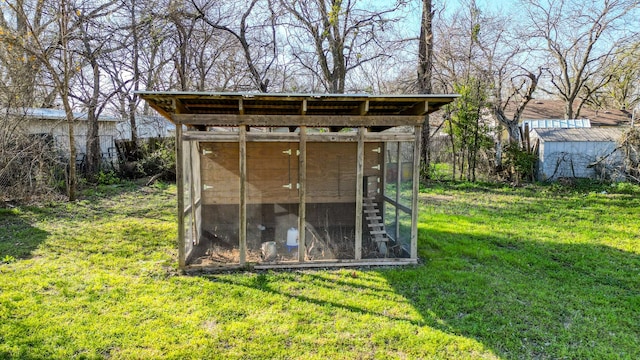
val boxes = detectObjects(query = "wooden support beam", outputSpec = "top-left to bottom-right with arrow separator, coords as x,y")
382,195 -> 412,215
355,127 -> 365,260
402,101 -> 428,116
410,125 -> 422,260
306,133 -> 358,142
239,125 -> 247,265
171,114 -> 424,127
363,133 -> 415,142
183,132 -> 239,142
173,98 -> 188,114
183,130 -> 412,143
176,125 -> 185,268
239,98 -> 244,115
298,126 -> 307,263
252,258 -> 417,270
248,133 -> 300,142
188,142 -> 197,246
359,100 -> 369,116
395,142 -> 402,242
301,99 -> 307,115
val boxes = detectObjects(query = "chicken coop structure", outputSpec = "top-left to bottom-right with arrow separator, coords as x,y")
139,92 -> 458,270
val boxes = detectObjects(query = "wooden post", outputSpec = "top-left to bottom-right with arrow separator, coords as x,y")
175,123 -> 185,268
395,141 -> 402,242
189,142 -> 197,245
355,127 -> 365,260
411,126 -> 422,260
239,125 -> 247,265
298,126 -> 307,262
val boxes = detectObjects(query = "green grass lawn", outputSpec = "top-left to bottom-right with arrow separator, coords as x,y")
0,180 -> 638,359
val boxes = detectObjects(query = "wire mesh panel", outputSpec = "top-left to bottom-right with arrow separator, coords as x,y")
187,142 -> 241,266
245,142 -> 300,264
382,141 -> 414,258
305,142 -> 357,261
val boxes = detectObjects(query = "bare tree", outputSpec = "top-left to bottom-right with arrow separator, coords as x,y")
493,69 -> 542,144
418,0 -> 433,179
278,0 -> 408,94
72,0 -> 121,176
600,41 -> 640,110
432,1 -> 542,144
104,0 -> 174,149
522,0 -> 640,119
0,0 -> 48,107
2,0 -> 84,200
191,0 -> 278,92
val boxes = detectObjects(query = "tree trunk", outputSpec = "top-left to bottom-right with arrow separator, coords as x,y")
418,0 -> 433,181
63,101 -> 77,201
85,49 -> 101,176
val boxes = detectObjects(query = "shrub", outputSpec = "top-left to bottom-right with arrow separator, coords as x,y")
503,142 -> 537,182
117,137 -> 176,181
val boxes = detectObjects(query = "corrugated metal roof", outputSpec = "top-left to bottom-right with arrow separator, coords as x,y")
136,92 -> 460,128
16,107 -> 120,122
523,119 -> 591,129
532,128 -> 625,142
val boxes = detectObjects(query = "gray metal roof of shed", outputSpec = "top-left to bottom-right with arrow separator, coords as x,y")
523,119 -> 591,129
13,107 -> 120,122
532,127 -> 625,142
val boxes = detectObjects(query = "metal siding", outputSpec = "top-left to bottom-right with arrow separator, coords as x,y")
539,137 -> 624,180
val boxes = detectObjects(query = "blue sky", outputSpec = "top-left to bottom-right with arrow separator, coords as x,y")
388,0 -> 519,37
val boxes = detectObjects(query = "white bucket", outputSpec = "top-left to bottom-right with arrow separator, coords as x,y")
286,228 -> 299,247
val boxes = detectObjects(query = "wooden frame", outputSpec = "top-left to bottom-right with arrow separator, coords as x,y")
139,93 -> 458,270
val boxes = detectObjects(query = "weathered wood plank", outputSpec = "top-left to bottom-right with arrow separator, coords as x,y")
306,133 -> 359,142
171,114 -> 424,127
183,132 -> 239,142
239,125 -> 247,265
247,132 -> 300,142
176,125 -> 186,268
298,126 -> 307,263
410,125 -> 422,260
363,133 -> 415,142
355,127 -> 364,260
252,258 -> 417,270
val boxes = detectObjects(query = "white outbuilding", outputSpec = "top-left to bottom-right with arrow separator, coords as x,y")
531,127 -> 625,181
19,108 -> 121,162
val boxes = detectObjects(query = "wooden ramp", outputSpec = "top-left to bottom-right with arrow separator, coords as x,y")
363,197 -> 388,255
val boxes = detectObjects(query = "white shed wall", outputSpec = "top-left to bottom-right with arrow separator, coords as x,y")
27,119 -> 119,161
538,140 -> 622,180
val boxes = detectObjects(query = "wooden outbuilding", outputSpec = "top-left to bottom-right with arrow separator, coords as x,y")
138,92 -> 458,270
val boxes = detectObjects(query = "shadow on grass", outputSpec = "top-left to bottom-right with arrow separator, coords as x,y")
207,270 -> 424,327
196,226 -> 638,359
381,228 -> 639,359
0,208 -> 49,260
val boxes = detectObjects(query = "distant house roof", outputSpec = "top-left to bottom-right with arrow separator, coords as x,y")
17,107 -> 120,122
506,100 -> 631,127
523,119 -> 591,129
532,127 -> 624,142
